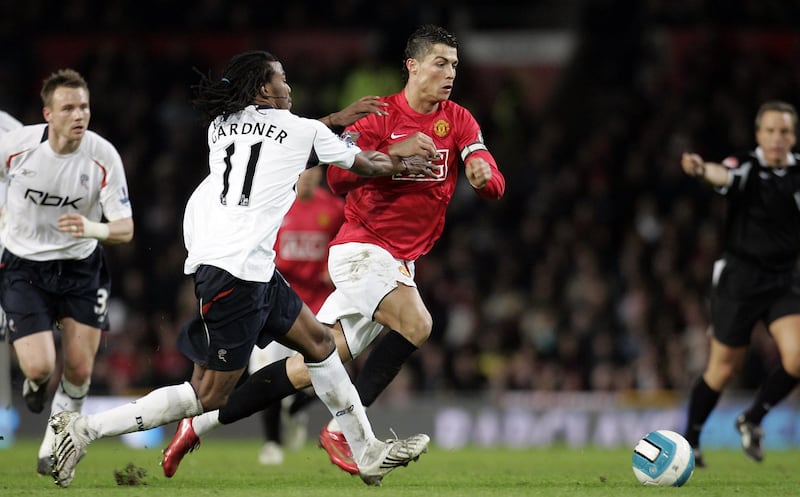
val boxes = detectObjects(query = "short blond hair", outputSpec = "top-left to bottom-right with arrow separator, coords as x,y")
40,69 -> 89,107
755,100 -> 798,132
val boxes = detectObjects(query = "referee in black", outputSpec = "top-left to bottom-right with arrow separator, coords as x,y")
681,100 -> 800,467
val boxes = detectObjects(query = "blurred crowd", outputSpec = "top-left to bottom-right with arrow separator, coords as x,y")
2,1 -> 799,400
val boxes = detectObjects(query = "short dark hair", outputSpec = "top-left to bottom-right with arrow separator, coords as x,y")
40,69 -> 88,107
402,25 -> 458,83
192,50 -> 280,122
755,100 -> 798,131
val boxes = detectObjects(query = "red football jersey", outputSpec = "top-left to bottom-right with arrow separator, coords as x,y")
328,91 -> 504,261
275,186 -> 345,313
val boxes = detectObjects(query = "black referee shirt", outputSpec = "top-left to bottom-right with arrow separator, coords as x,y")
718,149 -> 800,272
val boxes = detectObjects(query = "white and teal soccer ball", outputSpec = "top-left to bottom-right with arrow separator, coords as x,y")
632,430 -> 695,487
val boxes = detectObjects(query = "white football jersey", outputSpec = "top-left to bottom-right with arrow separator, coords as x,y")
0,111 -> 22,135
0,111 -> 22,214
183,105 -> 361,282
0,124 -> 133,261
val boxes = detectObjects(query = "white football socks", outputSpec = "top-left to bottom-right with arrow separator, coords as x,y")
52,377 -> 90,414
39,377 -> 90,458
191,409 -> 221,436
85,381 -> 202,440
307,351 -> 375,463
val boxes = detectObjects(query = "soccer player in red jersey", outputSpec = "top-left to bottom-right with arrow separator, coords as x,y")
162,25 -> 504,476
314,24 -> 504,471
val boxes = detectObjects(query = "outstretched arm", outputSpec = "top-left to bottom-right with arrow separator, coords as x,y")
319,96 -> 388,130
681,152 -> 731,188
349,151 -> 436,178
328,132 -> 441,194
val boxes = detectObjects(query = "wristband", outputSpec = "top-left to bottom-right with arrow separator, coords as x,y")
79,215 -> 110,240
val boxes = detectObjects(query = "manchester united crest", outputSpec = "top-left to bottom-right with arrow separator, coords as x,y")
433,119 -> 450,138
398,265 -> 411,278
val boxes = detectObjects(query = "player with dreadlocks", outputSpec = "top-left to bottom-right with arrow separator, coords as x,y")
48,49 -> 437,488
163,24 -> 505,476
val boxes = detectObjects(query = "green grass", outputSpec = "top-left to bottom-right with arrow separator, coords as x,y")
1,439 -> 799,496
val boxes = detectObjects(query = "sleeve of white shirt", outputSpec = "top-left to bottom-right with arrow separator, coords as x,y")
0,111 -> 22,135
0,131 -> 12,206
98,144 -> 133,221
308,119 -> 361,170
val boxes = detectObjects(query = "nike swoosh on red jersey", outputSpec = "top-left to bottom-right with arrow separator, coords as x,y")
390,132 -> 408,139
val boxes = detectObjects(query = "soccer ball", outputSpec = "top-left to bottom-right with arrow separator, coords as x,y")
632,430 -> 695,487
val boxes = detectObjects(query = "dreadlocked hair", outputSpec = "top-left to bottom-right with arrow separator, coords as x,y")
402,25 -> 458,84
192,50 -> 280,122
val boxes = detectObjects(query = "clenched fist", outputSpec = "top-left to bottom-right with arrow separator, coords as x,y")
465,157 -> 492,188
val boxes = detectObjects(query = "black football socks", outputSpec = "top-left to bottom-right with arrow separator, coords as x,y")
684,377 -> 721,448
354,330 -> 418,406
742,365 -> 799,425
219,358 -> 295,425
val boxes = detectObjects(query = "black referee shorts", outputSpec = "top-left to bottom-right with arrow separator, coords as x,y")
710,254 -> 800,347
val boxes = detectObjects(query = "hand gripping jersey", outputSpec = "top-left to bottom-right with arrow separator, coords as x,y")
0,124 -> 132,261
183,105 -> 360,282
327,91 -> 505,261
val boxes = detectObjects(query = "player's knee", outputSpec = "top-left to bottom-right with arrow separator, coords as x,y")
21,357 -> 55,384
781,353 -> 800,377
298,324 -> 336,362
776,333 -> 800,374
398,312 -> 432,346
198,390 -> 228,411
63,363 -> 93,385
26,366 -> 54,385
704,363 -> 737,389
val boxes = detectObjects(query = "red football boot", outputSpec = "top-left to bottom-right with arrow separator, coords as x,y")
318,422 -> 358,475
161,418 -> 201,477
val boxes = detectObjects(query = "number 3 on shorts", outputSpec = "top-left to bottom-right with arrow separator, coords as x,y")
94,288 -> 109,318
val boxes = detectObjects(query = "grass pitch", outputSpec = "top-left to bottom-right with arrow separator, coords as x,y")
1,438 -> 798,496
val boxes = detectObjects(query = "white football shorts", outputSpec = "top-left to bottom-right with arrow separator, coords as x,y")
316,242 -> 417,359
